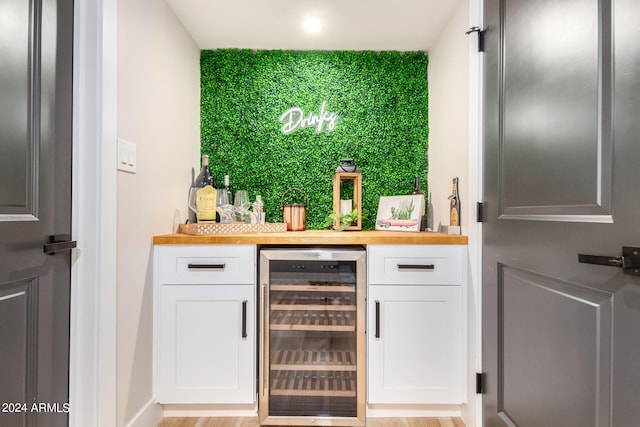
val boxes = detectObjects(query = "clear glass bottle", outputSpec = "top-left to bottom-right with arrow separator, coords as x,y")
252,195 -> 265,224
195,154 -> 217,222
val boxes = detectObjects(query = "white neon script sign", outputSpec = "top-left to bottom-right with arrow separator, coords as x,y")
279,101 -> 338,134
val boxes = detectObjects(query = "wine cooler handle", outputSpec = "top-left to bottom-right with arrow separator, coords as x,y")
260,284 -> 267,397
375,301 -> 381,339
241,300 -> 248,338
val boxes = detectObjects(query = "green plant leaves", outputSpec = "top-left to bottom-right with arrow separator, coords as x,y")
201,49 -> 429,230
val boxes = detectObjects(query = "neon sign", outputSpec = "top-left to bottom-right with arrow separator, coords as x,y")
279,101 -> 338,134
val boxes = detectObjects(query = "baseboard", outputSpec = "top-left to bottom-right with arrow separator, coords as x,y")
158,403 -> 459,419
126,399 -> 164,427
162,403 -> 258,418
366,403 -> 462,418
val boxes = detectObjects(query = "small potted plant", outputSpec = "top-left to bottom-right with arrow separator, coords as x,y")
323,208 -> 360,231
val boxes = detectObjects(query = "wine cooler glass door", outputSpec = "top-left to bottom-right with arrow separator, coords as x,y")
260,249 -> 366,426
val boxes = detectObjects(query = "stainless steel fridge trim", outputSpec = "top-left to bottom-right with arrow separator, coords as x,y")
260,283 -> 267,397
259,247 -> 367,427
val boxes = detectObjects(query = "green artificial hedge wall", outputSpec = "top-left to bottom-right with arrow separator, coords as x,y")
200,49 -> 429,230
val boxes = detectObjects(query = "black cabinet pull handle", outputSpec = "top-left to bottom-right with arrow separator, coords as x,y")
375,301 -> 380,339
43,235 -> 77,255
187,263 -> 225,270
241,300 -> 248,338
397,264 -> 435,271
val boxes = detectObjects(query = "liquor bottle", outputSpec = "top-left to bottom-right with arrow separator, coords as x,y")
448,177 -> 460,227
195,154 -> 217,222
412,175 -> 426,231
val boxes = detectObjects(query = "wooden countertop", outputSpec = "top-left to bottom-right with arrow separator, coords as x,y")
153,230 -> 467,245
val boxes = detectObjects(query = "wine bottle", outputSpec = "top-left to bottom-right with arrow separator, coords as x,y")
223,174 -> 233,205
195,154 -> 217,222
426,192 -> 434,231
448,177 -> 460,227
412,175 -> 426,231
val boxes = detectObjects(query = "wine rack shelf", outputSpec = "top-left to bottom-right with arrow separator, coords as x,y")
270,284 -> 355,293
271,349 -> 356,371
270,292 -> 355,308
270,370 -> 357,397
270,310 -> 356,332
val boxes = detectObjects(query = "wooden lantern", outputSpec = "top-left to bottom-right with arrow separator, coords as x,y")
333,171 -> 362,230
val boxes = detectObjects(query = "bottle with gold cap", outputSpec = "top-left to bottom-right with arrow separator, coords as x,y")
448,177 -> 460,227
195,154 -> 217,222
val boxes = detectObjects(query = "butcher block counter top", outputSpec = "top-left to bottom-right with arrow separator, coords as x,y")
153,230 -> 467,245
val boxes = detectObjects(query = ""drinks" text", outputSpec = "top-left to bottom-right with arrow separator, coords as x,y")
279,101 -> 338,134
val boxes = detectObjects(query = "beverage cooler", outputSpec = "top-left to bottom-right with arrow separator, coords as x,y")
259,247 -> 366,426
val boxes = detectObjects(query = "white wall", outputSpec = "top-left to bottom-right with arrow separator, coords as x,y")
117,0 -> 200,425
427,1 -> 469,232
428,2 -> 482,427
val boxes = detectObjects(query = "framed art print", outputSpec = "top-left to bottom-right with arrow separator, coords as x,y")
375,194 -> 425,232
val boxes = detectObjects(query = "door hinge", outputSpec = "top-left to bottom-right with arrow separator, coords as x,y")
477,202 -> 486,223
465,27 -> 485,52
476,372 -> 486,394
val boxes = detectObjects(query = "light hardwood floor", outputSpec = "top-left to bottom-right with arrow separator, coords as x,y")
158,417 -> 466,427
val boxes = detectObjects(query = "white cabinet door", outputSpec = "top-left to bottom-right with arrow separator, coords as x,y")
368,285 -> 462,404
157,284 -> 255,404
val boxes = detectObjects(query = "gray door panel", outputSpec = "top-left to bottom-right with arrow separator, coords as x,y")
0,0 -> 73,425
497,266 -> 612,427
0,280 -> 37,427
499,0 -> 612,220
0,0 -> 36,218
483,0 -> 640,426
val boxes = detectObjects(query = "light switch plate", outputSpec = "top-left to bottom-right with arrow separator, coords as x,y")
117,138 -> 136,173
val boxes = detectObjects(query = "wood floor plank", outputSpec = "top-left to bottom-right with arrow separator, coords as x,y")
158,417 -> 466,427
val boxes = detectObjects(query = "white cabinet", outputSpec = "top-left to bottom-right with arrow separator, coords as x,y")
154,245 -> 256,404
367,245 -> 465,405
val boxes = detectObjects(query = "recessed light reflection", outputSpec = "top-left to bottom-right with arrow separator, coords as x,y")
304,17 -> 321,33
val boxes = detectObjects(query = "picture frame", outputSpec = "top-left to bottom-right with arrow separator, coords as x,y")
375,194 -> 425,232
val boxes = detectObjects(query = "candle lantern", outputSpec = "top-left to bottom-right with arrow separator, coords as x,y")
333,159 -> 362,230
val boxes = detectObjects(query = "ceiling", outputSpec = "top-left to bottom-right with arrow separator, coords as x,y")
165,0 -> 464,51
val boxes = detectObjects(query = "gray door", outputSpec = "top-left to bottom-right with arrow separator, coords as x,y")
482,0 -> 640,426
0,0 -> 74,426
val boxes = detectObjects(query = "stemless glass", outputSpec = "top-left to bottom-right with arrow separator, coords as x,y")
217,189 -> 235,223
234,190 -> 250,222
217,188 -> 230,206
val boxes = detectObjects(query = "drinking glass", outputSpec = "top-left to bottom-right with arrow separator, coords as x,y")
217,188 -> 230,206
188,187 -> 198,222
234,190 -> 250,222
216,189 -> 234,223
